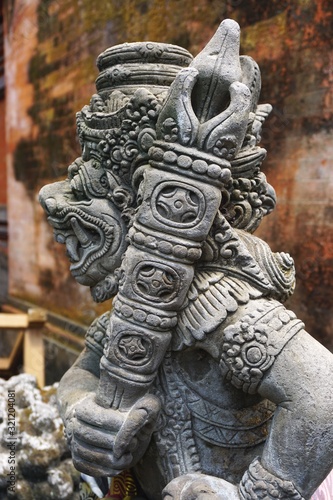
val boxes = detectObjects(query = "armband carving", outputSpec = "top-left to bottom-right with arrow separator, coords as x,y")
220,301 -> 304,393
239,459 -> 305,500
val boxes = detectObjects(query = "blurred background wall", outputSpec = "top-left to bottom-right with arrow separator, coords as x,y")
0,0 -> 332,381
0,7 -> 7,304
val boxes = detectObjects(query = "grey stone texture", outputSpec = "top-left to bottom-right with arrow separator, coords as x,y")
39,20 -> 333,500
0,374 -> 80,499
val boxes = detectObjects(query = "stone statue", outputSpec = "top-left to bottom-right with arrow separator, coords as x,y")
39,20 -> 333,500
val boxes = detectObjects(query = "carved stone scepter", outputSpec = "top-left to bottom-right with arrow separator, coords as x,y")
96,20 -> 251,412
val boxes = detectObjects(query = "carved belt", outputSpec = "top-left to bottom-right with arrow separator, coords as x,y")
184,387 -> 275,448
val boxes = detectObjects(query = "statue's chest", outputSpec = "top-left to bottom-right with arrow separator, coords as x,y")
151,349 -> 275,485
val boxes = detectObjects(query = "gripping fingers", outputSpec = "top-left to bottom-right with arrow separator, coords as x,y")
73,418 -> 117,449
113,407 -> 149,459
113,395 -> 161,459
72,435 -> 133,473
72,393 -> 160,473
75,394 -> 124,431
71,456 -> 118,478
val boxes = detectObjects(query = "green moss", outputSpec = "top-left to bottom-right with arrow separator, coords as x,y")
18,407 -> 34,434
37,0 -> 62,43
28,52 -> 62,84
13,139 -> 42,193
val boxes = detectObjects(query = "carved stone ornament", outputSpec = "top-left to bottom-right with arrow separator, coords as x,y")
40,20 -> 333,500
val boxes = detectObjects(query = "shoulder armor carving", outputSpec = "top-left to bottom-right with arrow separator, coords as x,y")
173,270 -> 262,350
220,300 -> 304,394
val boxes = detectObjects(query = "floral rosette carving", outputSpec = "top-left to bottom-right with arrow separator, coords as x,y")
220,319 -> 275,393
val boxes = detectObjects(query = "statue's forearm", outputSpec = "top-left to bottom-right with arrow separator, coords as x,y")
57,348 -> 100,421
255,330 -> 333,498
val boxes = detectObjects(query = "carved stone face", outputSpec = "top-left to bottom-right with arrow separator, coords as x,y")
39,43 -> 195,299
38,85 -> 165,299
39,174 -> 128,288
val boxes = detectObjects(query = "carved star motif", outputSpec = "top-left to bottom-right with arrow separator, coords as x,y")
118,336 -> 147,360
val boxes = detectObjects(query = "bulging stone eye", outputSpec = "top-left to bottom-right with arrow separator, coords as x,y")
70,175 -> 83,195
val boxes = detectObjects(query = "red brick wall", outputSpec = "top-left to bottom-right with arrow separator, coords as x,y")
236,1 -> 333,349
0,98 -> 6,206
4,0 -> 333,343
0,5 -> 6,207
4,0 -> 111,323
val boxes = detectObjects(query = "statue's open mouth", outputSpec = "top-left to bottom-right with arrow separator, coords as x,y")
53,217 -> 99,263
48,209 -> 114,277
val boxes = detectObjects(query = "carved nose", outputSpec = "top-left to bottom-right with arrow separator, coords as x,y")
39,180 -> 70,216
43,197 -> 58,215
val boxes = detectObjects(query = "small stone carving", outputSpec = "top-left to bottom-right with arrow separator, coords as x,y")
39,19 -> 333,500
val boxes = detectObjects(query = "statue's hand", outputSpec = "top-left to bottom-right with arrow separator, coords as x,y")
163,473 -> 240,500
68,393 -> 160,477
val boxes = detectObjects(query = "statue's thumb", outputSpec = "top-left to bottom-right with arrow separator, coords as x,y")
113,394 -> 161,459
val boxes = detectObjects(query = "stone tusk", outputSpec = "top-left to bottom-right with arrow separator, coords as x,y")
70,217 -> 91,247
65,235 -> 80,262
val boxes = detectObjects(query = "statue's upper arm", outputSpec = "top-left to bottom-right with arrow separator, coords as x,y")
219,300 -> 304,395
258,328 -> 333,407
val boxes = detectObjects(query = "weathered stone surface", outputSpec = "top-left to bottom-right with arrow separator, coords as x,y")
6,479 -> 34,500
39,18 -> 333,500
0,374 -> 80,499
